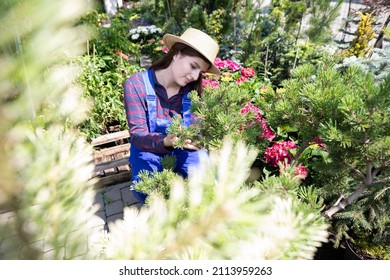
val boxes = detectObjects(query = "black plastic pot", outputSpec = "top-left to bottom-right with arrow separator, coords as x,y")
314,242 -> 347,260
344,239 -> 364,260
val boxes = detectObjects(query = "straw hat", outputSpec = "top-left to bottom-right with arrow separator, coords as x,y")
163,28 -> 220,75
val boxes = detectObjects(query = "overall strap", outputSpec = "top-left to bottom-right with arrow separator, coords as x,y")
181,93 -> 192,127
141,70 -> 157,133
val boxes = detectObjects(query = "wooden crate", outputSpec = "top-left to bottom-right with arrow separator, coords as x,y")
91,130 -> 131,188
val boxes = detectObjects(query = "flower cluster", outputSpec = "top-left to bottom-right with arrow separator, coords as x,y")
214,57 -> 241,71
202,79 -> 220,88
264,140 -> 309,180
294,164 -> 309,180
129,25 -> 162,42
240,102 -> 275,141
279,163 -> 309,182
202,57 -> 257,89
241,67 -> 256,78
264,140 -> 297,167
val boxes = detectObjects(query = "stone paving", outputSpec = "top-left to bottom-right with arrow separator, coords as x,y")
93,181 -> 141,231
0,181 -> 141,259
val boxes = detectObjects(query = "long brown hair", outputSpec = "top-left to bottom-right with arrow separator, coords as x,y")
150,43 -> 210,94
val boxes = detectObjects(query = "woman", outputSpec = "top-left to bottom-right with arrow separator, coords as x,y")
123,28 -> 220,204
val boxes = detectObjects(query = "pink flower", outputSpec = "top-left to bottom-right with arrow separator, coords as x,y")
282,140 -> 297,150
226,60 -> 241,71
202,79 -> 220,89
264,141 -> 296,167
236,76 -> 249,84
162,46 -> 169,53
241,67 -> 255,78
260,122 -> 275,141
240,102 -> 275,141
214,57 -> 226,69
240,101 -> 260,116
294,164 -> 308,180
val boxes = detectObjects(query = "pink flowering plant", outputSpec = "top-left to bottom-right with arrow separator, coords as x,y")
202,57 -> 260,89
262,139 -> 326,183
240,101 -> 275,142
264,140 -> 297,168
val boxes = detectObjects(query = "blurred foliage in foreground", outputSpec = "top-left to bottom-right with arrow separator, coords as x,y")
0,0 -> 97,259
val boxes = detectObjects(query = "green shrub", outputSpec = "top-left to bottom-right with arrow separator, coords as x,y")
75,52 -> 140,141
262,57 -> 390,250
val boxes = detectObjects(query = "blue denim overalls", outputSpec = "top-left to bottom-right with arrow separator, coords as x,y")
129,70 -> 207,204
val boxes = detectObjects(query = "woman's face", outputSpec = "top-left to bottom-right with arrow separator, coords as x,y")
171,52 -> 210,86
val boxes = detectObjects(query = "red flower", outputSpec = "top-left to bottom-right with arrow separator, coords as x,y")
236,76 -> 249,84
294,164 -> 308,180
226,60 -> 241,71
260,122 -> 275,141
241,67 -> 255,78
264,141 -> 296,167
240,102 -> 275,141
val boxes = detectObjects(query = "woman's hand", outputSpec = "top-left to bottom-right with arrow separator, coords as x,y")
163,134 -> 198,150
182,139 -> 198,150
163,134 -> 178,148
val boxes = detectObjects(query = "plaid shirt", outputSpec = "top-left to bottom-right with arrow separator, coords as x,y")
124,70 -> 193,154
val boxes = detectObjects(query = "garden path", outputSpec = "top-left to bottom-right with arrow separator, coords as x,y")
0,181 -> 141,259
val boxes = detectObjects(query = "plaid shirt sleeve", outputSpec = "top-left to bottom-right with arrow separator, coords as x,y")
123,72 -> 170,154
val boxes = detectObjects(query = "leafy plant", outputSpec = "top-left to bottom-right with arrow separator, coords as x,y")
204,8 -> 227,43
75,51 -> 140,141
133,155 -> 178,202
350,231 -> 390,259
336,46 -> 390,85
166,116 -> 202,149
94,14 -> 138,57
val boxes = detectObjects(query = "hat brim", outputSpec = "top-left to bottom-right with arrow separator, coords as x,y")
163,34 -> 220,75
